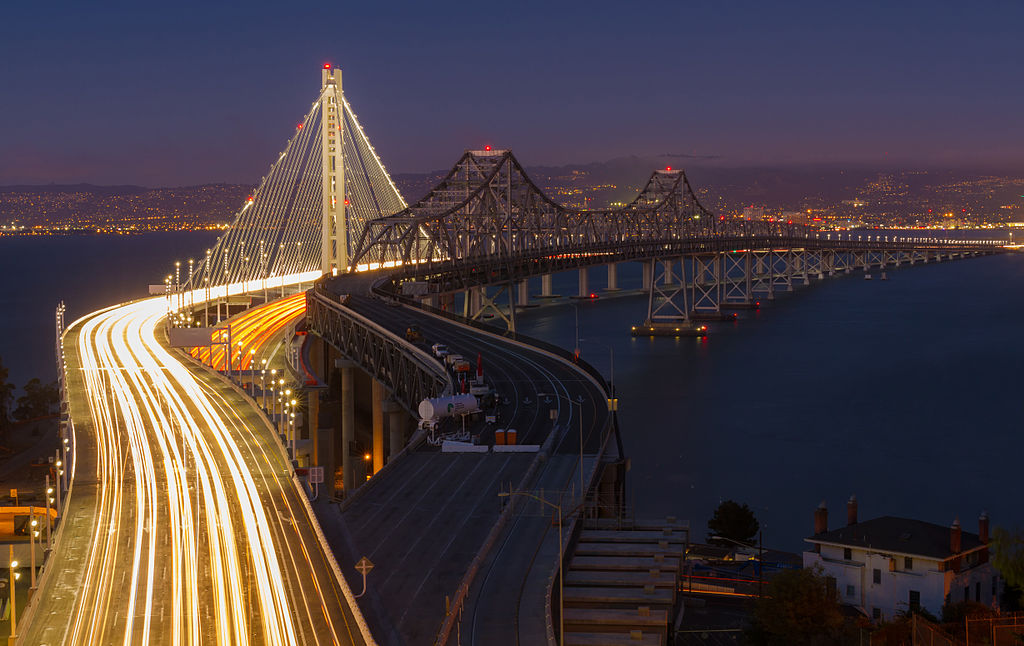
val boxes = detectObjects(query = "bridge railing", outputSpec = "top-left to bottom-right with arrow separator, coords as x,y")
307,285 -> 451,415
370,276 -> 612,398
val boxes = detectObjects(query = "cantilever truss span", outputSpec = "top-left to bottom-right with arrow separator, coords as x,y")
350,149 -> 725,269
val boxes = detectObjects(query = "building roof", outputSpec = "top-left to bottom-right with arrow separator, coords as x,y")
806,516 -> 985,560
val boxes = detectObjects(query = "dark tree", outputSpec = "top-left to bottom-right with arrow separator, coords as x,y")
707,499 -> 760,544
13,378 -> 59,421
0,358 -> 13,440
748,567 -> 854,646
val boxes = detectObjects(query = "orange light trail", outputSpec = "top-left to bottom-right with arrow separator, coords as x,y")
191,293 -> 306,370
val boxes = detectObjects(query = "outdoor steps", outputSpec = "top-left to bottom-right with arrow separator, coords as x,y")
559,517 -> 687,645
575,542 -> 680,557
563,631 -> 664,646
565,569 -> 677,588
563,608 -> 669,639
579,529 -> 687,545
563,586 -> 675,609
571,556 -> 680,572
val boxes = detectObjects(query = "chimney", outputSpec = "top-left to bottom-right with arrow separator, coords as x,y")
950,518 -> 962,572
814,501 -> 828,535
979,511 -> 990,564
847,494 -> 858,526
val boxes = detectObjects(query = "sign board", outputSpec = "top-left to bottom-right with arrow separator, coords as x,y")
308,466 -> 325,484
9,489 -> 16,499
355,556 -> 374,576
400,282 -> 429,296
168,327 -> 217,348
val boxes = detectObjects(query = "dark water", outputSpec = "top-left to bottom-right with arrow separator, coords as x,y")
2,231 -> 1021,552
0,232 -> 220,384
516,248 -> 1024,552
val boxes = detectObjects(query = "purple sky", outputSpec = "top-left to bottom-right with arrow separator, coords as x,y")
2,1 -> 1022,186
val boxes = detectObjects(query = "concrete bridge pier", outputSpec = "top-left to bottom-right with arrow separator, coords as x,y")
662,260 -> 675,285
383,399 -> 407,462
371,380 -> 385,475
339,359 -> 356,495
641,261 -> 652,290
517,280 -> 529,307
606,263 -> 619,291
577,268 -> 590,298
540,274 -> 556,298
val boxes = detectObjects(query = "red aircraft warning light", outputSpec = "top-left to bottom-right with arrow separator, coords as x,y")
323,63 -> 331,69
484,145 -> 492,151
666,166 -> 672,171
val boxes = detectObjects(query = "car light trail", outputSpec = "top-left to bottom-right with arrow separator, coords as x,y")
53,272 -> 362,645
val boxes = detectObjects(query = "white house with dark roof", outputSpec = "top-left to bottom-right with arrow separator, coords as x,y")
802,497 -> 1000,621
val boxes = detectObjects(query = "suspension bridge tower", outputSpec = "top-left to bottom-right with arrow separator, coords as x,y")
321,65 -> 346,274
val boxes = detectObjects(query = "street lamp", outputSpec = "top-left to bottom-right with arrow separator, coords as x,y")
499,490 -> 563,646
9,546 -> 19,644
539,392 -> 586,500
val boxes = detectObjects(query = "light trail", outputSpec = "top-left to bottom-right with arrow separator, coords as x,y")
50,271 -> 364,645
190,291 -> 307,371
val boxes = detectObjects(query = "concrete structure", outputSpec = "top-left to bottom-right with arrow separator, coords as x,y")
803,498 -> 1000,621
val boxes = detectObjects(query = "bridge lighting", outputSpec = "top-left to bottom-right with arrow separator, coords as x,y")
323,63 -> 331,69
484,145 -> 491,151
666,166 -> 672,171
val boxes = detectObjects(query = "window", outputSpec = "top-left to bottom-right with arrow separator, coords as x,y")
846,585 -> 855,597
965,586 -> 970,601
873,569 -> 881,584
844,548 -> 852,560
872,608 -> 881,621
909,590 -> 921,610
976,582 -> 982,602
904,557 -> 913,570
993,575 -> 999,597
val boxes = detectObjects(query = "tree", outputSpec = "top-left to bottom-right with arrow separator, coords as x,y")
993,527 -> 1024,591
748,567 -> 854,646
708,499 -> 759,544
13,378 -> 58,421
0,357 -> 14,439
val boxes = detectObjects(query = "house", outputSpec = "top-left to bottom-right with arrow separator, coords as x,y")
803,496 -> 1000,621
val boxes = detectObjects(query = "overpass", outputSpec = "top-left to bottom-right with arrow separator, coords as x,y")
25,66 -> 1006,646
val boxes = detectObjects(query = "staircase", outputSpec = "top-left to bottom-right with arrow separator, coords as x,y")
561,517 -> 689,646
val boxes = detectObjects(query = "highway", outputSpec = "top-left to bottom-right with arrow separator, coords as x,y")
316,278 -> 612,646
27,290 -> 370,645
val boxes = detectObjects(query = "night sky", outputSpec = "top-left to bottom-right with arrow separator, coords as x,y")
3,1 -> 1022,186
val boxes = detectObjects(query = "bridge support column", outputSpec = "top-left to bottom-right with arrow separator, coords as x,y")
339,359 -> 356,495
577,268 -> 590,298
518,280 -> 529,307
383,399 -> 406,462
642,261 -> 652,290
606,263 -> 618,291
662,260 -> 675,285
540,274 -> 555,298
371,380 -> 385,476
307,390 -> 321,467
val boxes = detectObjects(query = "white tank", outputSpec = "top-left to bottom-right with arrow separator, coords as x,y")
418,394 -> 479,421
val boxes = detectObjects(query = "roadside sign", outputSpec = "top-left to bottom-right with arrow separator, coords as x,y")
309,466 -> 324,484
355,556 -> 374,576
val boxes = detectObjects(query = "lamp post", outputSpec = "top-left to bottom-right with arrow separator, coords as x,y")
9,545 -> 19,645
499,490 -> 563,646
45,476 -> 53,550
248,349 -> 256,397
539,392 -> 586,500
261,369 -> 267,411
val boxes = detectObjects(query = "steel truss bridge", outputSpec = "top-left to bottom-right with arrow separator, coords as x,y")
39,65 -> 1007,646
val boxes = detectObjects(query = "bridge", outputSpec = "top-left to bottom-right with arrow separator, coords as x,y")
25,66 -> 1003,646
